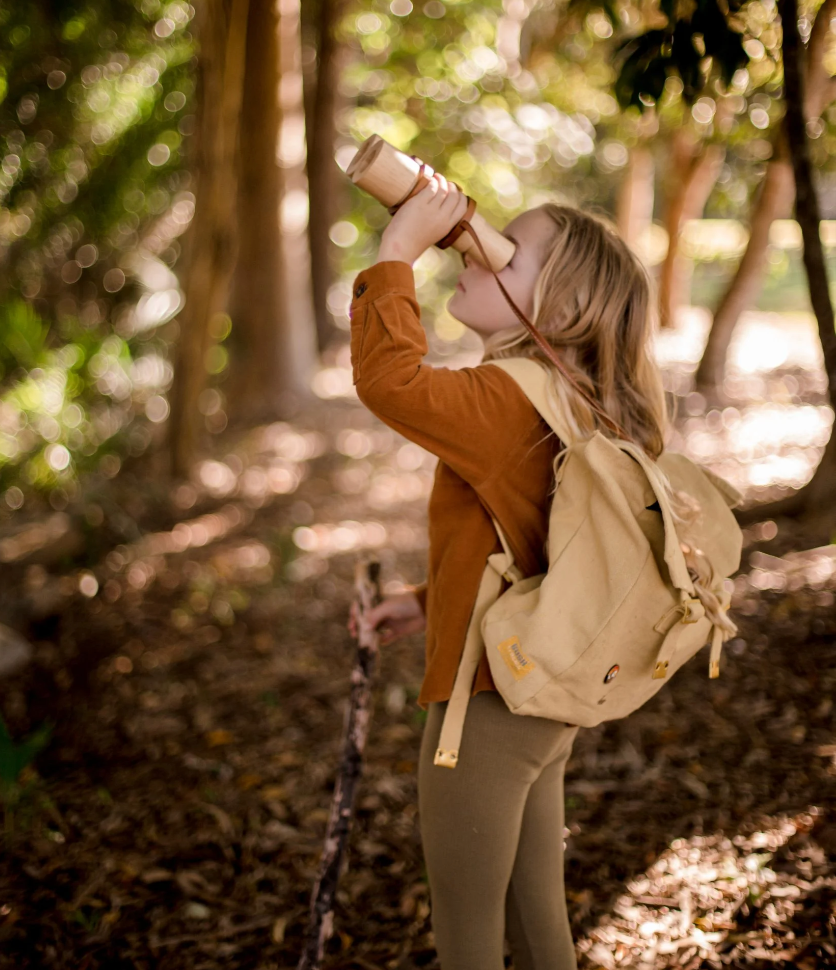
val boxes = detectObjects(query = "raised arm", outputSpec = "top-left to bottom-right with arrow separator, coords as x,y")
349,260 -> 539,488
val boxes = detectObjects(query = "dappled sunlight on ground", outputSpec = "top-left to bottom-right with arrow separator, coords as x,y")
576,811 -> 836,969
738,546 -> 836,595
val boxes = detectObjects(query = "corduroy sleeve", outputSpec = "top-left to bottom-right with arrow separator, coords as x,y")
349,260 -> 537,488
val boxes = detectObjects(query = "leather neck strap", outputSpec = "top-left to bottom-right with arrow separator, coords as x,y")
388,158 -> 631,442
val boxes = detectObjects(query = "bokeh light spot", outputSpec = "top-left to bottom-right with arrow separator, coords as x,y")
147,143 -> 171,167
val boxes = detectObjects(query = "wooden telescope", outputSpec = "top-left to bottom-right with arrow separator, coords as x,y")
346,134 -> 516,272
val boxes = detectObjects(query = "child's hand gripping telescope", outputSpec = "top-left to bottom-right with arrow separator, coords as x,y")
346,134 -> 515,272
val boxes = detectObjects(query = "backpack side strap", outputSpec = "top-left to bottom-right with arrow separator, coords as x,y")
433,522 -> 517,769
615,440 -> 695,597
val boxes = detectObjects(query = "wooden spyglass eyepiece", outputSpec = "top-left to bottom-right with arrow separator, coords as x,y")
346,134 -> 516,272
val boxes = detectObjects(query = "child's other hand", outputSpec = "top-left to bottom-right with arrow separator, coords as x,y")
347,591 -> 426,646
378,173 -> 469,266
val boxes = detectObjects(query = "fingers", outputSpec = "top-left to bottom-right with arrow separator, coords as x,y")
349,600 -> 383,635
438,178 -> 467,217
364,602 -> 387,628
420,173 -> 455,199
347,595 -> 426,646
414,174 -> 466,218
418,175 -> 444,202
434,173 -> 461,205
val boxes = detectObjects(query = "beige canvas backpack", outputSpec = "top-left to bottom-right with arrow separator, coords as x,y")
434,357 -> 743,769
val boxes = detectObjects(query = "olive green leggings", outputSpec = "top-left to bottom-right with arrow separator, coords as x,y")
417,691 -> 579,970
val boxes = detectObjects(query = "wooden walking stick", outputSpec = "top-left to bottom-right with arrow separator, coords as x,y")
297,559 -> 382,970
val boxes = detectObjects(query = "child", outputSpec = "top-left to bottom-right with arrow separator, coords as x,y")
348,173 -> 667,970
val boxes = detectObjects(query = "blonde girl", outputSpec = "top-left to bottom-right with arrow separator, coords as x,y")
347,173 -> 667,970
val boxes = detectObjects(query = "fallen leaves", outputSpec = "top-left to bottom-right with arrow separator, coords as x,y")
1,392 -> 835,970
205,729 -> 234,747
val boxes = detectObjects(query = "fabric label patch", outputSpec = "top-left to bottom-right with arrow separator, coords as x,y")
496,635 -> 537,681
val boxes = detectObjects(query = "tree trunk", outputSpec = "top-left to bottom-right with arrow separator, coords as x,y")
695,148 -> 794,391
658,134 -> 725,329
695,0 -> 836,393
304,0 -> 352,354
616,145 -> 654,250
168,0 -> 250,477
776,0 -> 836,510
227,0 -> 318,424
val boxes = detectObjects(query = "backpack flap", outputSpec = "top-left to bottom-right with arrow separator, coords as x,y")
701,464 -> 743,509
656,452 -> 743,579
612,441 -> 742,679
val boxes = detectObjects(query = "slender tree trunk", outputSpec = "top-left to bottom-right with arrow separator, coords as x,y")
695,0 -> 836,393
305,0 -> 351,354
227,0 -> 317,424
227,0 -> 282,422
695,148 -> 794,390
168,0 -> 250,477
616,145 -> 654,250
276,0 -> 319,399
776,0 -> 836,510
658,135 -> 725,329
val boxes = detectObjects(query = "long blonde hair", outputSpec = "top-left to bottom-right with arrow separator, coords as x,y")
483,203 -> 736,639
482,203 -> 668,459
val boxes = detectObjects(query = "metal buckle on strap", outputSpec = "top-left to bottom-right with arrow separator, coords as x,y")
680,599 -> 702,624
434,747 -> 458,768
652,660 -> 669,680
653,598 -> 701,635
502,565 -> 523,584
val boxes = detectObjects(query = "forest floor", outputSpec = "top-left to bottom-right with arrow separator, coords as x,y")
1,322 -> 836,970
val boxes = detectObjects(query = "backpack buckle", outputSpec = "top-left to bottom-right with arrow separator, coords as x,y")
680,599 -> 702,624
652,660 -> 669,679
434,747 -> 459,768
653,597 -> 703,635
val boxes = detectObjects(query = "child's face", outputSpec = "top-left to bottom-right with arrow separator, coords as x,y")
447,209 -> 554,338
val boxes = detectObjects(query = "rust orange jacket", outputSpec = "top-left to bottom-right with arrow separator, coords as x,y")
349,260 -> 562,709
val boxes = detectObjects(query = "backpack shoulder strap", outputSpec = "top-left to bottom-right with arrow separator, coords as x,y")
489,358 -> 694,594
487,357 -> 575,445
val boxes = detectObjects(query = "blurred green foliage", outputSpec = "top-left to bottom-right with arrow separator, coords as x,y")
0,713 -> 51,799
0,299 -> 140,491
0,0 -> 194,502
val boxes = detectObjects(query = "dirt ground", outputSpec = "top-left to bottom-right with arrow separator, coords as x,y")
1,380 -> 835,970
